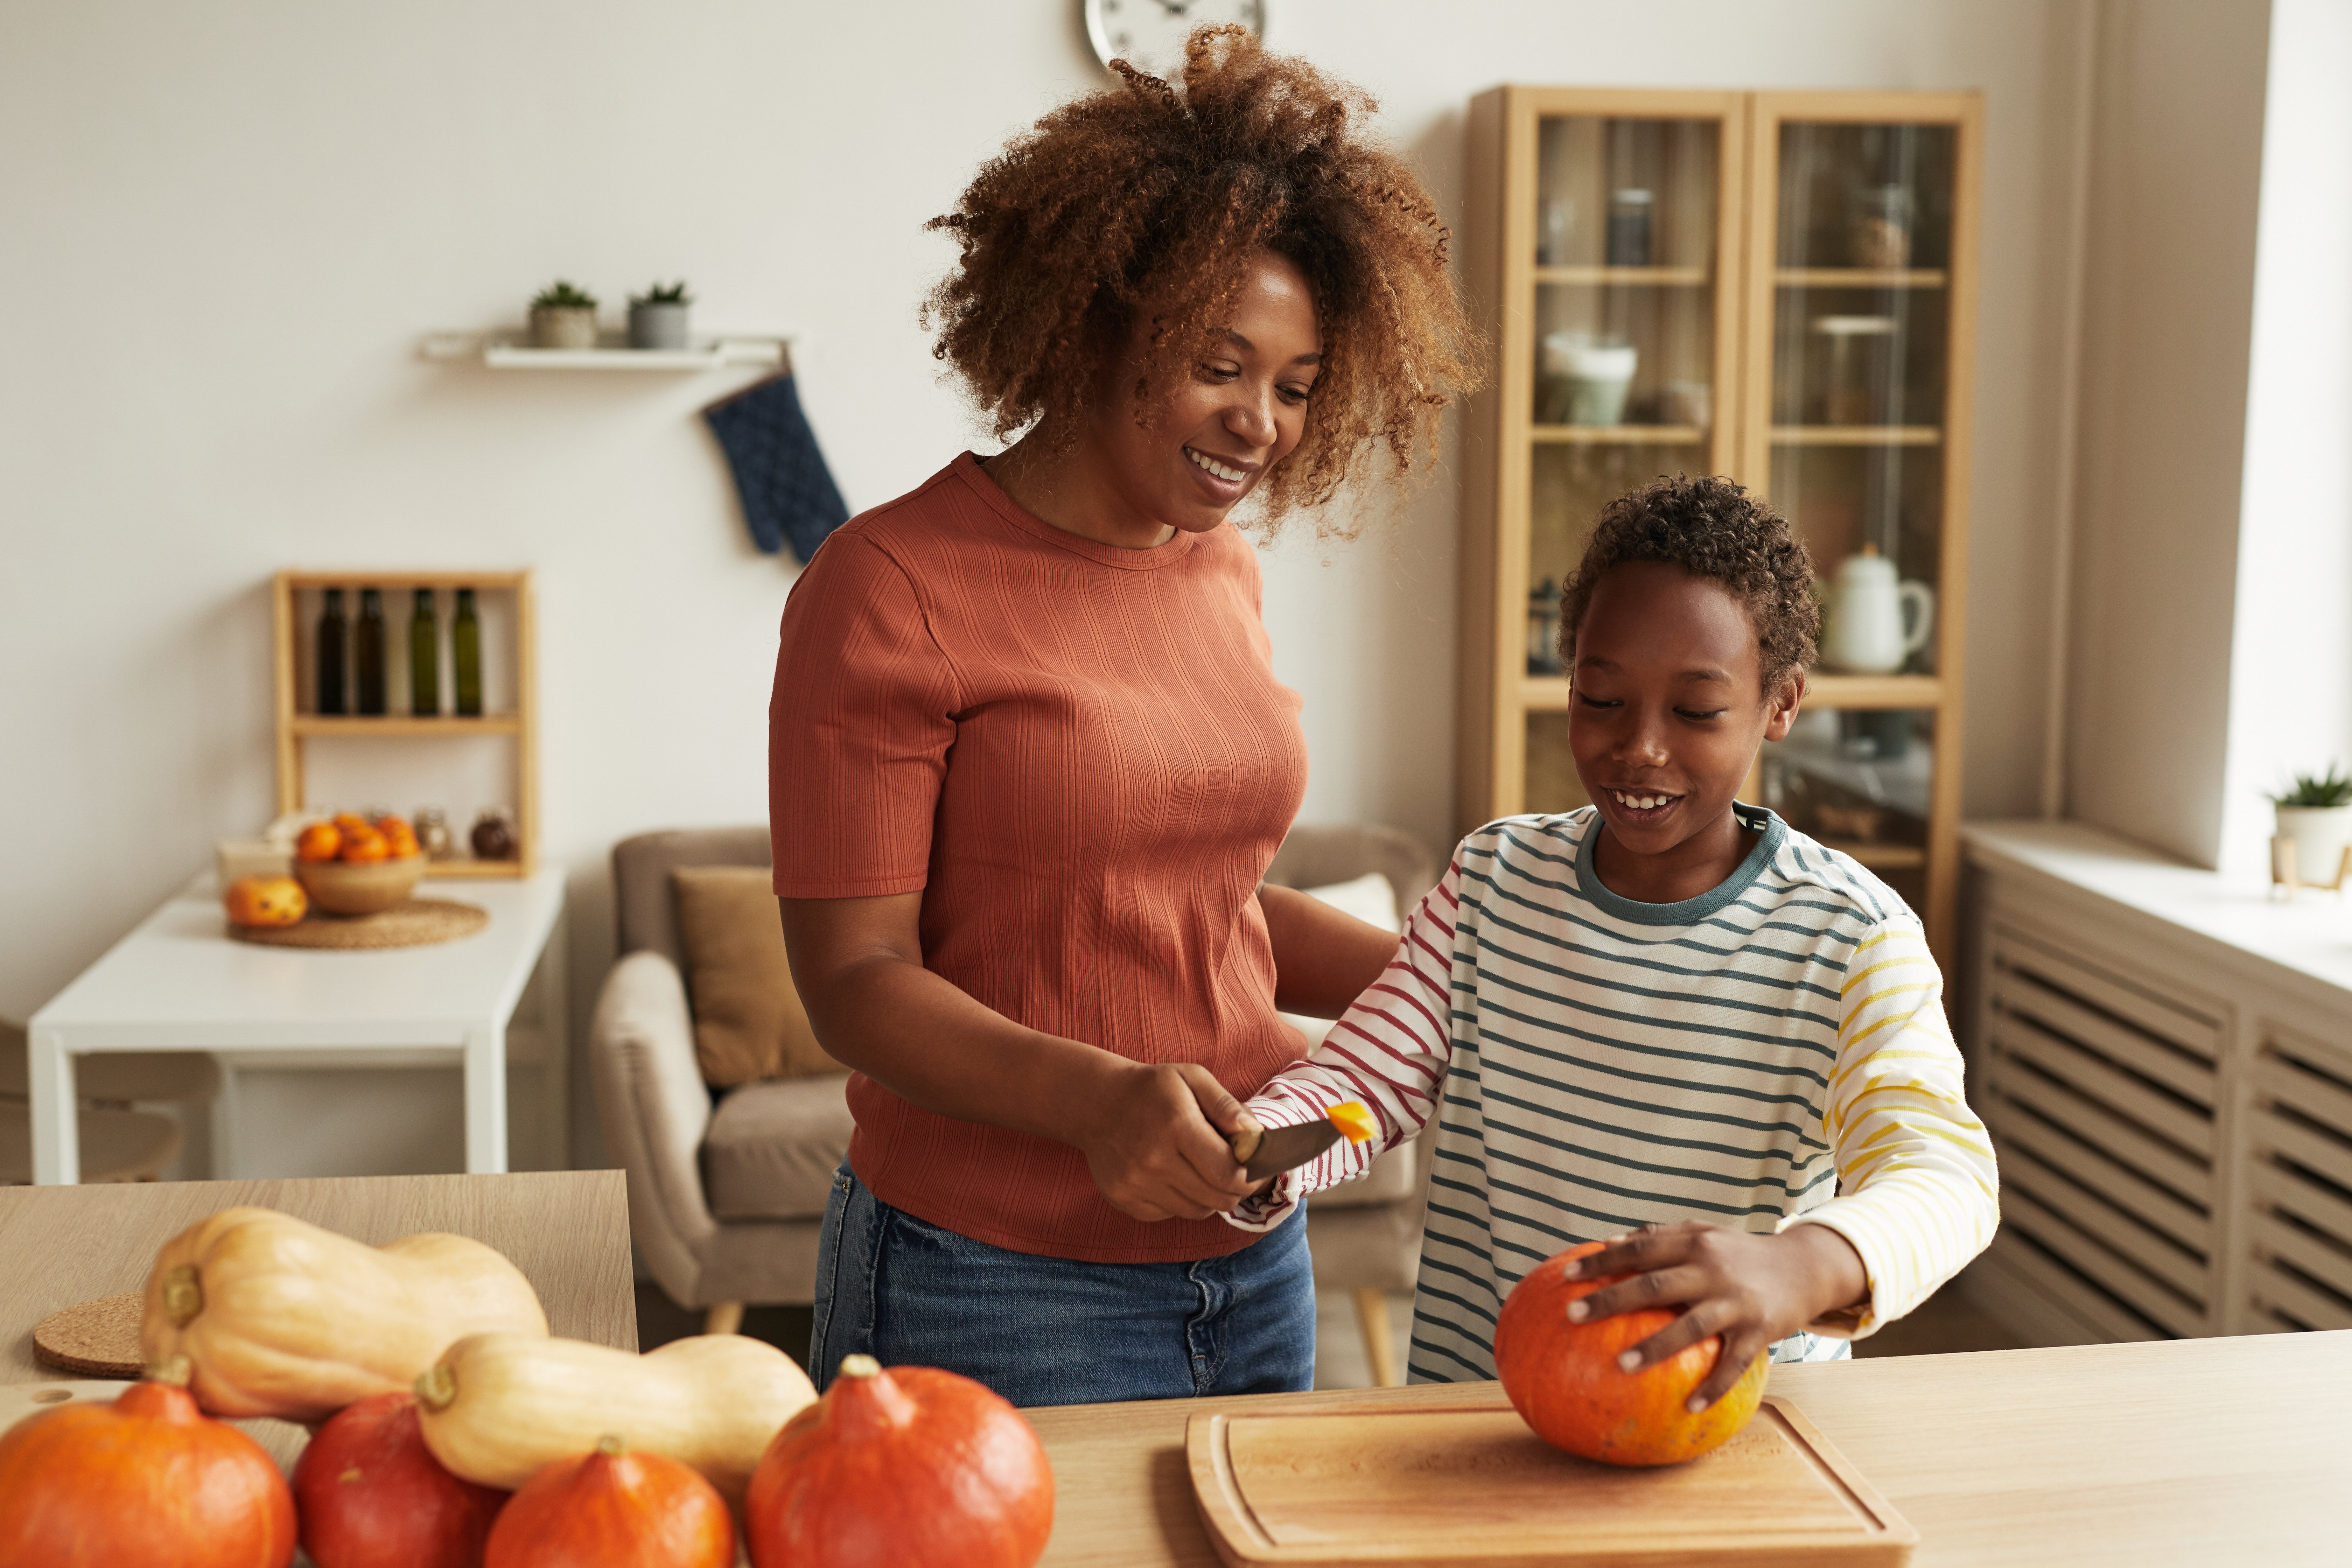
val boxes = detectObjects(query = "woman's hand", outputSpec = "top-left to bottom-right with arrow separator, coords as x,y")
1070,1062 -> 1264,1223
1558,1221 -> 1868,1410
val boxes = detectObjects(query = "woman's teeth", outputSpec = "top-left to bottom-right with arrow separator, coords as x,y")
1611,790 -> 1674,811
1187,447 -> 1245,483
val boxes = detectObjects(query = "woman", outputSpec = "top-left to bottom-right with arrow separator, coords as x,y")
770,27 -> 1475,1406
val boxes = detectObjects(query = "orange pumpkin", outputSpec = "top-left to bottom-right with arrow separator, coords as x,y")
483,1436 -> 732,1568
296,822 -> 343,862
224,875 -> 308,928
293,1392 -> 506,1568
1493,1240 -> 1768,1467
339,825 -> 390,863
746,1356 -> 1053,1568
0,1358 -> 296,1568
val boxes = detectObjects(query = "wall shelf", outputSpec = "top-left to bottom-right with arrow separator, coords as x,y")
289,715 -> 522,738
1535,265 -> 1712,287
1770,425 -> 1944,447
1518,672 -> 1942,712
419,331 -> 790,372
1531,424 -> 1708,445
1777,268 -> 1948,289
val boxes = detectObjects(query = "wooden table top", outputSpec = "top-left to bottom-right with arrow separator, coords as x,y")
0,1171 -> 635,1380
1027,1330 -> 2352,1566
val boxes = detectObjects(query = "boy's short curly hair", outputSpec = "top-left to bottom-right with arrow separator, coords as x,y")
922,26 -> 1479,532
1560,474 -> 1820,693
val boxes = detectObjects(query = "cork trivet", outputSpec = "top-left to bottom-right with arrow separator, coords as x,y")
228,897 -> 489,951
34,1294 -> 146,1379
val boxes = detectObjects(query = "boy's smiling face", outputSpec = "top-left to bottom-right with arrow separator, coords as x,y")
1570,560 -> 1804,899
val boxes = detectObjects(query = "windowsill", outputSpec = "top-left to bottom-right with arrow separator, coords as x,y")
1961,818 -> 2352,1013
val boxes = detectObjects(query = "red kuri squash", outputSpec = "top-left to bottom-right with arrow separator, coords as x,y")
482,1435 -> 733,1568
1493,1240 -> 1768,1466
746,1354 -> 1053,1568
293,1391 -> 506,1568
0,1357 -> 296,1568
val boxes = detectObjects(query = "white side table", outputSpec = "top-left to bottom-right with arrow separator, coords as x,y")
27,870 -> 567,1184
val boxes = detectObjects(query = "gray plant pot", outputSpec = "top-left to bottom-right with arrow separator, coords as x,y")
629,301 -> 691,351
530,305 -> 599,350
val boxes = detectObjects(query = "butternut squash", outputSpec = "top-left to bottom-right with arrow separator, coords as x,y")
140,1206 -> 549,1422
415,1333 -> 817,1503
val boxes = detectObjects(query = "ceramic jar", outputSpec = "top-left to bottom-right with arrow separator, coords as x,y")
1819,547 -> 1934,675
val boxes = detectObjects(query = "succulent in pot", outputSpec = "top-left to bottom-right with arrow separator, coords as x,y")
627,280 -> 693,350
528,280 -> 599,350
0,1356 -> 298,1568
2270,764 -> 2352,886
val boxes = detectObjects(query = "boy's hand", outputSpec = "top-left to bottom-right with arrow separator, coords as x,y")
1559,1221 -> 1868,1411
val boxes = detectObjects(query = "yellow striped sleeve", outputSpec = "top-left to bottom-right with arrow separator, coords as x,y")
1778,918 -> 2001,1337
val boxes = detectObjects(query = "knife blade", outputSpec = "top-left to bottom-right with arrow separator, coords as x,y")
1233,1117 -> 1344,1182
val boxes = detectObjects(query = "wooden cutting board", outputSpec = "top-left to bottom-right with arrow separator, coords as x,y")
1188,1391 -> 1916,1566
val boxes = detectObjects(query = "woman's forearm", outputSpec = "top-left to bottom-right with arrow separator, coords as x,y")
1259,882 -> 1404,1017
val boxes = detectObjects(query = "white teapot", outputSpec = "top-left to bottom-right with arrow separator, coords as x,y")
1819,546 -> 1934,674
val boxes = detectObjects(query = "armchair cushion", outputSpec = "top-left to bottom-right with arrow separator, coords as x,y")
702,1073 -> 855,1222
672,866 -> 843,1087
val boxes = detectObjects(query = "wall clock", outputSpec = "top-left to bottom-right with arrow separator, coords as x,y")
1083,0 -> 1266,81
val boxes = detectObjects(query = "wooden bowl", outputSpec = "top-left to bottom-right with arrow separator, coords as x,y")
295,855 -> 425,916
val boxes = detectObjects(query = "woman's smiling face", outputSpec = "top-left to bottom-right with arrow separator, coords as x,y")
1085,250 -> 1322,544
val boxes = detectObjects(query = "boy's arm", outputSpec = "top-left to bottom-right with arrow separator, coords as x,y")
1219,852 -> 1465,1232
1781,918 -> 2002,1335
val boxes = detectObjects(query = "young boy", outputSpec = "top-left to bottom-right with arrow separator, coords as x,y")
1226,475 -> 1998,1405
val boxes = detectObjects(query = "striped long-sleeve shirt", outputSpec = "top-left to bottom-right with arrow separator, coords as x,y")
1225,804 -> 1999,1381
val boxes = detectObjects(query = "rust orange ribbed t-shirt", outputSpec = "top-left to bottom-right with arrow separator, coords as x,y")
768,453 -> 1310,1263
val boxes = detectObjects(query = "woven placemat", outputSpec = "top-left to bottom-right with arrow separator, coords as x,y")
34,1293 -> 145,1378
229,897 -> 489,950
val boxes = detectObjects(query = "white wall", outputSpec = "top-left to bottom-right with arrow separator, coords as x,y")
2218,0 -> 2352,874
2063,0 -> 2274,866
0,1 -> 2079,1168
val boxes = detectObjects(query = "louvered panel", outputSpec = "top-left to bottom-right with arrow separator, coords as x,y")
1994,967 -> 2217,1104
1993,1054 -> 2211,1204
2000,1187 -> 2206,1337
1980,1230 -> 2168,1343
2001,1144 -> 2207,1301
1991,1014 -> 2214,1155
1992,1100 -> 2207,1251
2243,1031 -> 2352,1336
1990,923 -> 2222,1059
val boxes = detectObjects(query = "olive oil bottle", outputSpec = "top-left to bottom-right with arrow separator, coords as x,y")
410,589 -> 440,716
315,588 -> 348,715
355,588 -> 387,715
453,588 -> 483,717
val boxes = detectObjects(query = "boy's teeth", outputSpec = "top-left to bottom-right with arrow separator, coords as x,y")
1613,791 -> 1670,810
1187,448 -> 1244,483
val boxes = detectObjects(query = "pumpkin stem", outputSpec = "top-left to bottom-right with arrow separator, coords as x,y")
838,1354 -> 882,1380
144,1354 -> 194,1387
414,1363 -> 458,1412
162,1265 -> 204,1327
596,1434 -> 626,1457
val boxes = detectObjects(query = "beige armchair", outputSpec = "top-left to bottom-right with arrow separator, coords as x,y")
591,828 -> 852,1334
593,821 -> 1442,1374
1262,822 -> 1443,1387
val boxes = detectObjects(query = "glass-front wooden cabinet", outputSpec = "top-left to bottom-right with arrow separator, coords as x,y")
1459,88 -> 1980,955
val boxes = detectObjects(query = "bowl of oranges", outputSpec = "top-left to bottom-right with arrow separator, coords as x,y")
292,812 -> 427,915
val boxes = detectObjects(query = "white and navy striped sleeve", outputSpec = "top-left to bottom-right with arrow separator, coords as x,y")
1220,851 -> 1464,1232
1780,918 -> 2001,1336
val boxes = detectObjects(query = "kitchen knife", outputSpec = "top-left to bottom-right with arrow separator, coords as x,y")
1231,1102 -> 1376,1182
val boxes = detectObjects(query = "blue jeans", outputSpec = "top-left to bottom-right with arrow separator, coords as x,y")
808,1164 -> 1315,1407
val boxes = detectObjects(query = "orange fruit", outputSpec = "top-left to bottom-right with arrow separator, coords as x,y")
331,812 -> 371,835
375,815 -> 420,859
339,825 -> 390,863
224,875 -> 307,927
295,822 -> 342,862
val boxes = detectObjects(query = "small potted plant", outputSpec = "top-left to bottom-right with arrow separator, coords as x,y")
529,280 -> 600,350
2270,764 -> 2352,887
628,280 -> 693,350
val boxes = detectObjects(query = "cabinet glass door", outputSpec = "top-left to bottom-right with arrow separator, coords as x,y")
1523,107 -> 1739,813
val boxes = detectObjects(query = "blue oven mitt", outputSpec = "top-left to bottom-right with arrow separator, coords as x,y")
702,371 -> 850,562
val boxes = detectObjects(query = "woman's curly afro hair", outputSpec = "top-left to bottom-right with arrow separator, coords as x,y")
923,26 -> 1479,531
1561,474 -> 1821,693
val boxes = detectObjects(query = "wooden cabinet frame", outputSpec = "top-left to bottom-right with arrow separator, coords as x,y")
1458,86 -> 1982,961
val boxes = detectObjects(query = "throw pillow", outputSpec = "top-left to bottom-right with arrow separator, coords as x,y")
671,866 -> 843,1087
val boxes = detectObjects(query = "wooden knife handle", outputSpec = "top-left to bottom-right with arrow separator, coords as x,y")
1230,1119 -> 1264,1166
